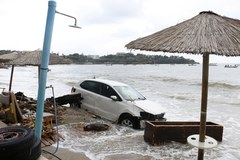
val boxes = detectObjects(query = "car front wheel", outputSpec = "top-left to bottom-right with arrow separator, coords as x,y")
118,114 -> 140,129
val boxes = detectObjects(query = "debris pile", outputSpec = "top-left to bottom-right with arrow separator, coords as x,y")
0,91 -> 82,146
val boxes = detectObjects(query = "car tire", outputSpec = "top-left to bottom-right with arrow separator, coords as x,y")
9,136 -> 41,160
0,126 -> 35,160
29,136 -> 42,160
118,114 -> 140,129
15,135 -> 41,160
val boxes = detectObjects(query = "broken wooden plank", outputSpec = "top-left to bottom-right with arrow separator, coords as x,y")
46,93 -> 83,106
12,92 -> 23,121
41,138 -> 51,146
46,137 -> 55,145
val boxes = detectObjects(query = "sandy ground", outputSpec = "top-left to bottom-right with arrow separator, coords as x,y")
60,105 -> 98,124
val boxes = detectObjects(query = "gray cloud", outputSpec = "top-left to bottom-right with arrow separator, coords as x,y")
77,0 -> 143,25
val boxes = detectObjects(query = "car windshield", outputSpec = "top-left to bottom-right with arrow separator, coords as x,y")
114,85 -> 146,101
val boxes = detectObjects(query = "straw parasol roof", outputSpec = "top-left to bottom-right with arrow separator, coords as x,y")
125,11 -> 240,160
4,50 -> 71,91
4,50 -> 72,66
8,50 -> 42,66
126,11 -> 240,56
0,52 -> 20,63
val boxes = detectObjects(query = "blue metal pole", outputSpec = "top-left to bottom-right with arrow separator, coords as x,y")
35,0 -> 56,138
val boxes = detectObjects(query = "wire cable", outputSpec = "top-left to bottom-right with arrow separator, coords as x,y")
42,150 -> 62,160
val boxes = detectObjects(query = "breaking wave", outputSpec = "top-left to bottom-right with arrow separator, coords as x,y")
209,82 -> 240,90
168,94 -> 198,101
194,81 -> 240,90
66,81 -> 77,87
148,76 -> 189,84
162,77 -> 185,83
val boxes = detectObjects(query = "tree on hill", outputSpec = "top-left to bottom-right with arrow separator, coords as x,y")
65,52 -> 197,64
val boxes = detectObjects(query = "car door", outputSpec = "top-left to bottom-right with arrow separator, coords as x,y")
96,83 -> 127,121
80,80 -> 101,113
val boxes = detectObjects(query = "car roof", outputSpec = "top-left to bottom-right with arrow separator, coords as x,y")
83,78 -> 129,87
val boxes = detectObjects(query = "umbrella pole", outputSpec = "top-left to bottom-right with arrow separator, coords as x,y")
198,53 -> 209,160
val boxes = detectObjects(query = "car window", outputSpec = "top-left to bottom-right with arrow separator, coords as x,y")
100,84 -> 121,100
114,85 -> 146,101
80,81 -> 101,94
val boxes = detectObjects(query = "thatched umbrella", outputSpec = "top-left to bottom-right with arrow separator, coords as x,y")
0,52 -> 20,62
126,11 -> 240,160
3,50 -> 71,91
8,50 -> 42,66
6,50 -> 42,91
0,52 -> 20,90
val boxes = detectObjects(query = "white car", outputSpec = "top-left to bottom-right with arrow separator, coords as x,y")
71,79 -> 165,129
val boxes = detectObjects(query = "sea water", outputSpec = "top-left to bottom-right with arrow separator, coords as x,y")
1,64 -> 240,160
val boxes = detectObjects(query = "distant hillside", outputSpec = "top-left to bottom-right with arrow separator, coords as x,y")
64,52 -> 198,64
0,50 -> 198,65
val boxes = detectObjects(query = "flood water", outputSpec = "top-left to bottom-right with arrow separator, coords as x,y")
1,64 -> 240,160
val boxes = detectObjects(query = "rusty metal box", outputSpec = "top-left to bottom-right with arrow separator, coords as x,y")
144,121 -> 223,146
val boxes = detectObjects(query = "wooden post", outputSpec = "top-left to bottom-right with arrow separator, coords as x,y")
198,53 -> 209,160
38,65 -> 40,85
9,65 -> 14,91
10,92 -> 17,123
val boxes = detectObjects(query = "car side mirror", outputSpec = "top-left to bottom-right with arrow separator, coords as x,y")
110,95 -> 118,101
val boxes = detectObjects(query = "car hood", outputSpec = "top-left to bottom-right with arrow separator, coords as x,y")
133,99 -> 164,115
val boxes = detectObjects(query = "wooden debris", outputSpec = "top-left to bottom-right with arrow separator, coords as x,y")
0,92 -> 23,123
46,93 -> 83,106
0,91 -> 80,147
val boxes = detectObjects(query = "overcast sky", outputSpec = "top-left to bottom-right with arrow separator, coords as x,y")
1,0 -> 240,63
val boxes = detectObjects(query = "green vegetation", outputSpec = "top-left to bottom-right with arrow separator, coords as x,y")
0,50 -> 198,64
64,52 -> 197,64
